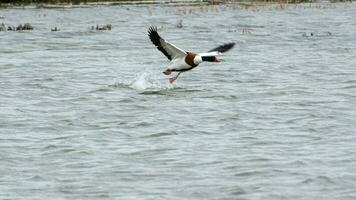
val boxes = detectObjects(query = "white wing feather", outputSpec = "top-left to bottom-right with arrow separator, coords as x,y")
198,51 -> 221,57
161,40 -> 187,59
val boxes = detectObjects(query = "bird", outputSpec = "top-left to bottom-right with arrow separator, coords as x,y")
148,26 -> 235,83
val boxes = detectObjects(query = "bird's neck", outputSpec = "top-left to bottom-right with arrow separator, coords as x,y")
201,56 -> 217,62
193,55 -> 203,65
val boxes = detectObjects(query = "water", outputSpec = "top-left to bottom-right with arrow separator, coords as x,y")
1,3 -> 356,199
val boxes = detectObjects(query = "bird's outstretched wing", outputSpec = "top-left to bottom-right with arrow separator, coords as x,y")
148,26 -> 187,61
208,43 -> 235,53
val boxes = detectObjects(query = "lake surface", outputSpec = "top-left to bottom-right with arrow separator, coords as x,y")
1,2 -> 356,199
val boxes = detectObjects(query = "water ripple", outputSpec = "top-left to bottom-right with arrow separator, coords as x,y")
1,3 -> 356,200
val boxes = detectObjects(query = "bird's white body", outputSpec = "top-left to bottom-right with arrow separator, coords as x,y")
170,56 -> 203,71
170,57 -> 191,70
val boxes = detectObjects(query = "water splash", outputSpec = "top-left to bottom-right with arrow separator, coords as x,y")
131,72 -> 163,90
112,72 -> 181,92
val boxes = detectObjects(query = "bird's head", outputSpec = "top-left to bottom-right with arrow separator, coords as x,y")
202,56 -> 220,63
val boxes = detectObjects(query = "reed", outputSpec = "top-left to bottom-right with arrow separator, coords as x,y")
0,0 -> 352,8
1,0 -> 344,6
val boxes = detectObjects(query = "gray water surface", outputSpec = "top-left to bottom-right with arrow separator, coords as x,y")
1,3 -> 356,199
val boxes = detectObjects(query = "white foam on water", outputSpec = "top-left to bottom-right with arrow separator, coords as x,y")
130,72 -> 178,91
112,72 -> 181,92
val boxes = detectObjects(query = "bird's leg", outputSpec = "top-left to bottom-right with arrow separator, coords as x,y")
169,72 -> 181,83
163,68 -> 172,75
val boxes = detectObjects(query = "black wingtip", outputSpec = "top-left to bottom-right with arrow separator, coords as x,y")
148,26 -> 161,47
209,42 -> 235,53
224,43 -> 236,52
148,26 -> 157,34
147,26 -> 172,60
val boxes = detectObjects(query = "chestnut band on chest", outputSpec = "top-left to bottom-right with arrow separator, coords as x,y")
185,52 -> 198,67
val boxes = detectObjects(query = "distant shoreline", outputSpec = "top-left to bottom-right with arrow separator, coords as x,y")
1,0 -> 349,8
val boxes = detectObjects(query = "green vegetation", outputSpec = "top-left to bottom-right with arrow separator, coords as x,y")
0,0 -> 352,6
0,0 -> 307,4
1,0 -> 85,4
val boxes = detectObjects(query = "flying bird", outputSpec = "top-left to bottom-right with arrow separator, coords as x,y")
148,26 -> 235,83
